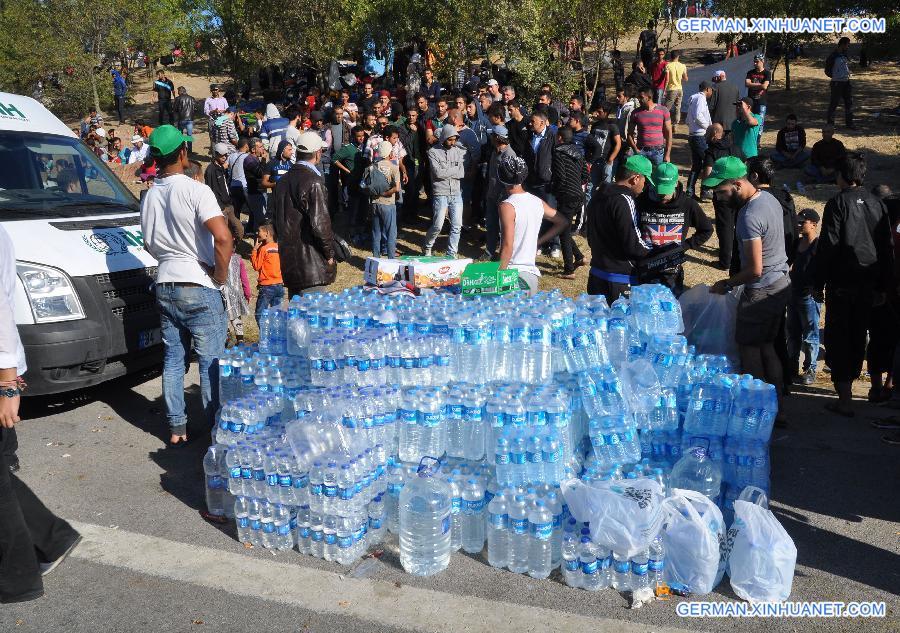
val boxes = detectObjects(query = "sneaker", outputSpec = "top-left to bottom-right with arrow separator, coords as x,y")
549,248 -> 562,259
801,369 -> 815,385
882,432 -> 900,446
423,248 -> 432,257
870,418 -> 900,430
39,534 -> 82,577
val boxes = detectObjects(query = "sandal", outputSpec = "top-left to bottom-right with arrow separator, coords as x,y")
824,401 -> 855,418
168,434 -> 190,448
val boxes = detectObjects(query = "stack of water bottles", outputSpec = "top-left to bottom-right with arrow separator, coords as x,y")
200,282 -> 780,596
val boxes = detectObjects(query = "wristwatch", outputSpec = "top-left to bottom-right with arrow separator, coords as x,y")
1,387 -> 20,398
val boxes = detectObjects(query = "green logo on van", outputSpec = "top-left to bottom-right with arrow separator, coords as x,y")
0,102 -> 27,121
82,229 -> 144,255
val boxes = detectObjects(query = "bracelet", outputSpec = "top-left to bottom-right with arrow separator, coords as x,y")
0,376 -> 26,392
1,387 -> 20,398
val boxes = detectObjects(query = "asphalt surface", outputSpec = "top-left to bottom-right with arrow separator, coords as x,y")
2,366 -> 899,633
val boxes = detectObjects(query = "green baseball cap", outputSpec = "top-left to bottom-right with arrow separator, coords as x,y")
623,154 -> 655,185
148,124 -> 192,157
702,156 -> 747,187
653,162 -> 679,195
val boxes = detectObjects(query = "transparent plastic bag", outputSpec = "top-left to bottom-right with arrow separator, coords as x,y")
661,488 -> 726,595
728,487 -> 797,602
561,477 -> 665,558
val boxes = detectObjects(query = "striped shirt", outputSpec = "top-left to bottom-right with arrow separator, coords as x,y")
631,105 -> 669,149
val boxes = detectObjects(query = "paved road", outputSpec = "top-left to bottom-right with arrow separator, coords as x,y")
3,367 -> 899,633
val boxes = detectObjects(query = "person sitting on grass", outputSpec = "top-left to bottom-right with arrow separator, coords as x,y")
804,124 -> 846,184
771,114 -> 811,169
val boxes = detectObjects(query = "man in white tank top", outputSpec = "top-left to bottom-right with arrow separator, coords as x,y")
497,155 -> 568,295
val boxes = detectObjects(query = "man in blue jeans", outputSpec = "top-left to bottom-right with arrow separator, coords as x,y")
140,125 -> 233,447
424,125 -> 466,257
786,209 -> 821,385
372,141 -> 401,257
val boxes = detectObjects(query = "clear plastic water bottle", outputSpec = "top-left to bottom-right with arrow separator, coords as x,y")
461,477 -> 486,554
507,493 -> 530,573
296,504 -> 311,554
322,514 -> 337,562
486,491 -> 509,569
273,504 -> 294,550
612,551 -> 631,591
447,475 -> 462,551
669,443 -> 723,505
260,501 -> 277,549
367,494 -> 386,545
561,528 -> 581,588
579,537 -> 602,591
494,436 -> 511,487
462,387 -> 486,460
445,386 -> 465,458
649,535 -> 665,591
630,550 -> 651,593
203,446 -> 225,516
399,458 -> 452,576
234,496 -> 251,544
527,499 -> 553,579
385,465 -> 405,534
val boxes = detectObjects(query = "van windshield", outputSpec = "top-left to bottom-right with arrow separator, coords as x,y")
0,131 -> 139,220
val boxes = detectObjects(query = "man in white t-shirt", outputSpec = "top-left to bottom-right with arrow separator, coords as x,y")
140,125 -> 233,446
496,155 -> 567,295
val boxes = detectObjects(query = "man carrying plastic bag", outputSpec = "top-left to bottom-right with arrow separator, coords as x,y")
727,486 -> 797,602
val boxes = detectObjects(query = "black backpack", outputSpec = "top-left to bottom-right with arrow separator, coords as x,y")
824,51 -> 837,78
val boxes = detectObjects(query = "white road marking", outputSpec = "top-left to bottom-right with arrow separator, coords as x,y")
69,522 -> 690,633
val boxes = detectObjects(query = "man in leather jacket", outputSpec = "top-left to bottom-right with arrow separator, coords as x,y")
173,87 -> 196,153
273,131 -> 337,296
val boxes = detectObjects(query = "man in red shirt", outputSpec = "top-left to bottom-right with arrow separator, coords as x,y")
650,48 -> 668,105
627,86 -> 673,166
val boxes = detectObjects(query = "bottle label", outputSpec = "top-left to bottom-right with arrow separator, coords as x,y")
451,497 -> 462,513
510,517 -> 528,535
527,451 -> 543,465
531,521 -> 552,540
241,467 -> 252,480
495,453 -> 510,465
250,519 -> 261,531
528,410 -> 547,425
401,358 -> 416,370
632,561 -> 649,576
238,517 -> 250,529
323,360 -> 337,372
599,555 -> 611,570
447,404 -> 463,419
368,516 -> 383,530
436,355 -> 451,367
542,450 -> 559,463
339,486 -> 354,501
337,535 -> 353,549
230,466 -> 242,479
419,355 -> 433,369
463,498 -> 484,513
312,483 -> 325,497
262,522 -> 275,534
298,526 -> 310,539
278,524 -> 291,536
228,422 -> 245,433
489,512 -> 507,529
649,558 -> 664,572
353,525 -> 368,542
581,559 -> 599,575
294,475 -> 308,490
253,468 -> 266,482
310,530 -> 324,543
324,533 -> 336,545
421,412 -> 442,427
357,359 -> 370,372
441,514 -> 451,534
387,355 -> 402,368
508,412 -> 526,426
463,406 -> 483,422
510,452 -> 526,465
399,408 -> 417,424
614,560 -> 630,573
388,482 -> 403,495
266,473 -> 278,487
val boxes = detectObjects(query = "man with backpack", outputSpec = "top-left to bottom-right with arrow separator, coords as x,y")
368,141 -> 401,258
825,37 -> 854,129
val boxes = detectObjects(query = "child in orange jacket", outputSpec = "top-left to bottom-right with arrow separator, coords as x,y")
250,224 -> 284,322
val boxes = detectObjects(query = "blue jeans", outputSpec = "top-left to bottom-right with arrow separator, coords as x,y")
372,203 -> 397,258
752,103 -> 766,141
771,148 -> 811,168
425,194 -> 463,257
804,163 -> 835,184
255,284 -> 284,320
178,120 -> 194,153
155,284 -> 227,434
786,293 -> 821,373
640,147 -> 665,166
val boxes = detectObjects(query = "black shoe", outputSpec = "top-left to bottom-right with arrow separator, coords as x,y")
882,433 -> 900,446
0,587 -> 44,604
39,534 -> 82,576
870,418 -> 900,430
7,456 -> 19,473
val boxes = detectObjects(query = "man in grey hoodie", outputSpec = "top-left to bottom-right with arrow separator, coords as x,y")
424,125 -> 467,257
483,125 -> 517,260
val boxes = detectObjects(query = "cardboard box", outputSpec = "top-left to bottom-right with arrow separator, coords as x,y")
364,257 -> 405,286
460,262 -> 519,296
402,258 -> 472,288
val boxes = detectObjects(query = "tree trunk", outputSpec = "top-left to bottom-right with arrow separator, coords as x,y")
785,55 -> 791,91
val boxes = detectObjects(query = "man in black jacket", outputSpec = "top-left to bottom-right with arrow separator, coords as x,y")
636,162 -> 713,292
586,154 -> 654,302
274,132 -> 337,296
173,87 -> 196,153
154,70 -> 175,125
624,60 -> 653,94
524,108 -> 556,203
399,106 -> 426,222
204,143 -> 243,239
551,127 -> 588,278
506,100 -> 531,162
814,152 -> 894,417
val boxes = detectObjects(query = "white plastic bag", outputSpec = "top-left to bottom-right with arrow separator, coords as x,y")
561,478 -> 665,558
679,284 -> 740,366
728,487 -> 797,602
662,488 -> 726,595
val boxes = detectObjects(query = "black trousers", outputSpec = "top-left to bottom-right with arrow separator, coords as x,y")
0,428 -> 80,602
158,100 -> 175,125
826,81 -> 853,126
115,96 -> 126,124
825,286 -> 873,383
713,196 -> 736,269
557,201 -> 584,273
587,274 -> 630,304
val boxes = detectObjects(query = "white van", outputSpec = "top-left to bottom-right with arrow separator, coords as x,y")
0,92 -> 162,395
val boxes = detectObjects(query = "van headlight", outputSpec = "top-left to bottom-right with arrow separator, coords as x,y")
16,263 -> 85,323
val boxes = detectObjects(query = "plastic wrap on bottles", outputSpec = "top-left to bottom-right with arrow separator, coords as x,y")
679,284 -> 740,367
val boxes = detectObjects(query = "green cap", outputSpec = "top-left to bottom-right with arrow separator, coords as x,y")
148,124 -> 192,157
701,156 -> 747,187
623,154 -> 655,184
653,162 -> 679,195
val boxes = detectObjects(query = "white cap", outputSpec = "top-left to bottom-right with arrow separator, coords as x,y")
132,134 -> 143,143
377,140 -> 393,159
486,79 -> 499,86
295,131 -> 327,152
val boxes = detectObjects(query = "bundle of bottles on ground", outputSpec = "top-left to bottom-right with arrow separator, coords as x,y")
202,284 -> 779,593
